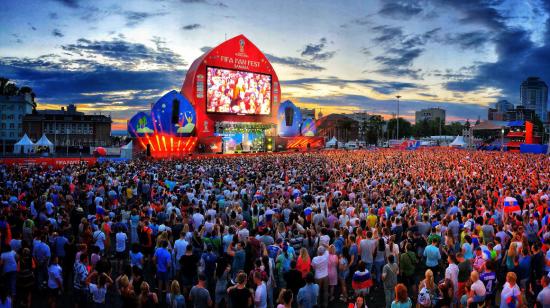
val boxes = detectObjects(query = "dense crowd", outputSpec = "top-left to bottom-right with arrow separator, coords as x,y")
0,149 -> 549,308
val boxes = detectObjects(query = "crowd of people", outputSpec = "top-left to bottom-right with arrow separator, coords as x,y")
0,149 -> 549,308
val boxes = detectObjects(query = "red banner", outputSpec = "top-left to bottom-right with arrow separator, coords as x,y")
0,157 -> 97,168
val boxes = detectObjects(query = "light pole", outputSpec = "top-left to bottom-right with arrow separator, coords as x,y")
396,95 -> 401,140
501,128 -> 504,152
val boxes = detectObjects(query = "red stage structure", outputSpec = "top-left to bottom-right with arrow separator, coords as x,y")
128,35 -> 323,157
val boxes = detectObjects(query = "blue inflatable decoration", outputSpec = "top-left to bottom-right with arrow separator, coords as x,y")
277,100 -> 302,137
128,111 -> 154,138
150,90 -> 196,136
300,118 -> 316,136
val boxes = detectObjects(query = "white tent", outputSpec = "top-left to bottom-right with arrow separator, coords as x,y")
449,135 -> 466,148
120,141 -> 133,159
325,137 -> 338,148
13,134 -> 34,154
35,134 -> 55,153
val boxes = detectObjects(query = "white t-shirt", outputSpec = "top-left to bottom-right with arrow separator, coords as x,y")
93,230 -> 106,251
312,250 -> 329,279
500,282 -> 521,308
470,280 -> 486,297
115,232 -> 127,252
89,283 -> 107,303
47,264 -> 63,289
445,263 -> 459,297
174,239 -> 189,260
255,282 -> 267,308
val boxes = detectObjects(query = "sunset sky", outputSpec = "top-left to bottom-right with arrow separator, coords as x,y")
1,0 -> 550,130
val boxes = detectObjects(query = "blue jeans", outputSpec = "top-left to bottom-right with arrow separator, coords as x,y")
374,260 -> 385,283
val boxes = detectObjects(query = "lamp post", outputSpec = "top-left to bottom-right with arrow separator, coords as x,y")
501,128 -> 504,152
396,95 -> 401,140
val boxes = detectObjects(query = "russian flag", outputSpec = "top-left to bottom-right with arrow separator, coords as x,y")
352,271 -> 373,290
503,197 -> 520,213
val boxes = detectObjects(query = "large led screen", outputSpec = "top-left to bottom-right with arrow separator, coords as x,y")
206,67 -> 272,115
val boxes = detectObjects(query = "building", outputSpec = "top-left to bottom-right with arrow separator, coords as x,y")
488,104 -> 537,122
520,77 -> 548,122
496,99 -> 514,112
300,108 -> 316,119
23,104 -> 112,148
415,107 -> 446,124
316,114 -> 359,142
0,93 -> 35,151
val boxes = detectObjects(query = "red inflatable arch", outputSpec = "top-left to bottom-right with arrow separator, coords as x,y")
181,34 -> 281,140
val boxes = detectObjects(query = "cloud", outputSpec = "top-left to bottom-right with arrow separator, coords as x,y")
51,0 -> 79,8
300,38 -> 336,61
371,25 -> 404,44
182,23 -> 201,30
378,1 -> 423,19
281,77 -> 425,95
444,31 -> 491,50
440,1 -> 550,102
265,53 -> 325,71
200,46 -> 212,53
427,0 -> 506,30
122,11 -> 165,27
61,38 -> 187,69
370,27 -> 440,79
52,29 -> 64,37
0,53 -> 186,123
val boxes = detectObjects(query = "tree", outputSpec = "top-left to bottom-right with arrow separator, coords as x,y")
0,77 -> 8,95
365,115 -> 385,145
387,118 -> 412,139
4,83 -> 18,96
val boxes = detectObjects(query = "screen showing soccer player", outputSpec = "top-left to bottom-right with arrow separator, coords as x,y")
206,67 -> 272,115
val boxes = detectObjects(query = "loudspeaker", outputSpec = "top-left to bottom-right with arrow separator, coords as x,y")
285,107 -> 294,126
146,144 -> 151,157
172,99 -> 180,124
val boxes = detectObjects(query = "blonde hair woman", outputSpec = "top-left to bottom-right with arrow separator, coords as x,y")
296,248 -> 311,278
500,272 -> 521,308
166,280 -> 185,308
417,269 -> 435,307
505,242 -> 518,271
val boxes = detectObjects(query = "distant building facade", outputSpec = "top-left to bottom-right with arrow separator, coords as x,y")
316,114 -> 359,142
520,77 -> 548,122
488,104 -> 536,122
300,108 -> 316,119
0,93 -> 35,152
23,104 -> 112,147
415,107 -> 446,124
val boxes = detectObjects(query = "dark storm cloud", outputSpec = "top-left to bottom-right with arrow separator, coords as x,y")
265,53 -> 325,71
300,38 -> 336,61
62,38 -> 187,68
427,0 -> 505,30
281,77 -> 425,95
378,0 -> 423,19
182,23 -> 202,30
52,29 -> 64,37
445,31 -> 491,50
0,56 -> 185,106
440,1 -> 550,101
370,27 -> 439,79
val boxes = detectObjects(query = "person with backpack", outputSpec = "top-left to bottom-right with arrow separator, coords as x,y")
382,255 -> 399,308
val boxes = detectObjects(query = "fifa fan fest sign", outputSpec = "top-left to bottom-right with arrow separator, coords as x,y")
181,34 -> 282,139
